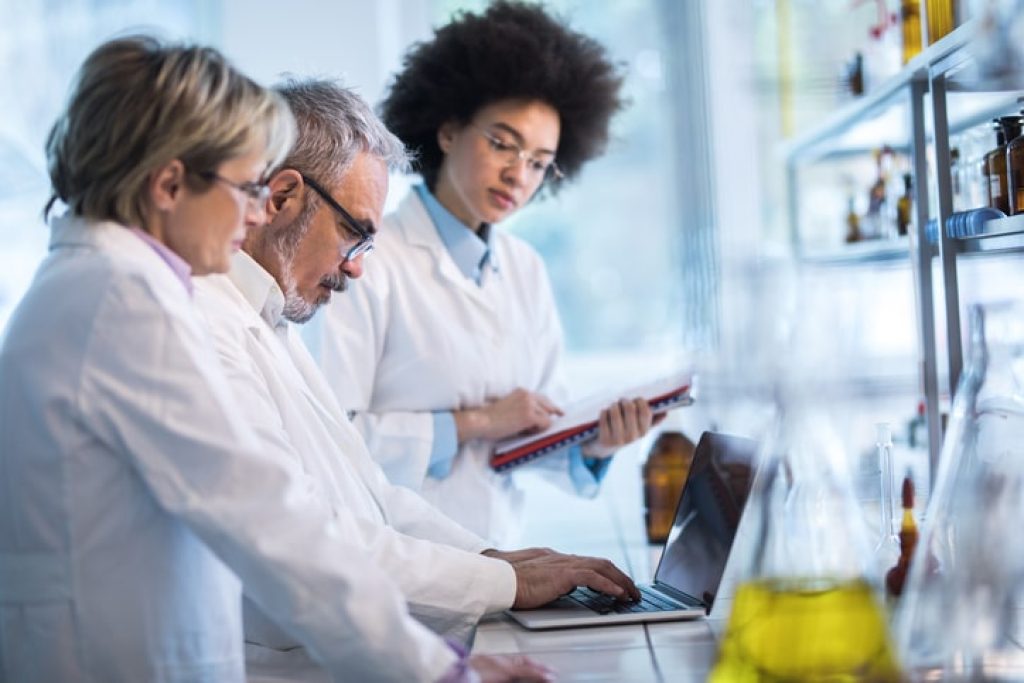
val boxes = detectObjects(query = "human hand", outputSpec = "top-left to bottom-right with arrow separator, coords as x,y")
467,654 -> 556,682
581,397 -> 664,459
481,547 -> 557,564
454,388 -> 563,443
510,552 -> 640,609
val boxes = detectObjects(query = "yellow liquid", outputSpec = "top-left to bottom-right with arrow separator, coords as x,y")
710,578 -> 901,682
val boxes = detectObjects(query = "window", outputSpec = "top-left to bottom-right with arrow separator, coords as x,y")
0,0 -> 209,329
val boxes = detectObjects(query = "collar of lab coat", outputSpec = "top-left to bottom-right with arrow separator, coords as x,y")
413,184 -> 499,282
228,250 -> 286,329
48,213 -> 194,296
394,190 -> 504,299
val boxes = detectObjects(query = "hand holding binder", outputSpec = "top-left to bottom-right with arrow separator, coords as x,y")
490,371 -> 696,472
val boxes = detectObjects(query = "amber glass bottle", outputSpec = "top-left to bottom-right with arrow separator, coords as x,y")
896,174 -> 913,237
1007,117 -> 1024,215
845,197 -> 861,243
925,0 -> 955,44
901,0 -> 923,64
885,474 -> 918,600
985,118 -> 1018,214
642,432 -> 694,543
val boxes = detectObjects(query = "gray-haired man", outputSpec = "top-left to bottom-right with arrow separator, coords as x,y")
193,79 -> 638,681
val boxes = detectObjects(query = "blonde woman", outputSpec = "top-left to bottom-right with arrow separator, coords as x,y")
0,36 -> 551,683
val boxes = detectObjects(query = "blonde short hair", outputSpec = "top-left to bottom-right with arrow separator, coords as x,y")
45,35 -> 296,227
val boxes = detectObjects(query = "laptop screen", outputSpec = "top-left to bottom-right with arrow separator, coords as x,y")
652,432 -> 757,609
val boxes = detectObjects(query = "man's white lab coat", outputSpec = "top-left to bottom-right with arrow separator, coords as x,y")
192,252 -> 515,645
0,216 -> 456,683
310,190 -> 587,547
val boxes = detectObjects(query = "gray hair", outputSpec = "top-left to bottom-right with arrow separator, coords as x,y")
273,78 -> 409,185
45,35 -> 295,226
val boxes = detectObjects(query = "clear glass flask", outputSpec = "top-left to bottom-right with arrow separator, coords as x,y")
709,404 -> 901,681
894,301 -> 1024,680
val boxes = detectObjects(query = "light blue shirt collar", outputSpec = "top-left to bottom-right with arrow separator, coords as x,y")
415,184 -> 498,285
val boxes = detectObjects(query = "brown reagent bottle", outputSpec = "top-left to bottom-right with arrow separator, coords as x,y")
885,474 -> 918,599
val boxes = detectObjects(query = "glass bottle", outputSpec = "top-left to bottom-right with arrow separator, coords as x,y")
894,301 -> 1024,678
710,407 -> 901,681
987,117 -> 1022,215
897,173 -> 913,237
884,473 -> 918,601
642,431 -> 694,543
925,0 -> 955,45
950,147 -> 965,212
901,0 -> 923,64
845,196 -> 861,243
1007,115 -> 1024,215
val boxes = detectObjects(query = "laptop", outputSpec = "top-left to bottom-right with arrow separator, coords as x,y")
507,431 -> 758,630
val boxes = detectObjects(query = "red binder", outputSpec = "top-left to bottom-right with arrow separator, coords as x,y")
489,372 -> 696,472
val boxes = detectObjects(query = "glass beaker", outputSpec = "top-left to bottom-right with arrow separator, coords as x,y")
894,301 -> 1024,680
710,405 -> 901,681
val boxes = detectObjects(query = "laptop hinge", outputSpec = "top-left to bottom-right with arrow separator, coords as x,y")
651,581 -> 709,612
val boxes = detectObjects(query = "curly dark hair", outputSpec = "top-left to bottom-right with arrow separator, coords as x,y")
379,1 -> 626,193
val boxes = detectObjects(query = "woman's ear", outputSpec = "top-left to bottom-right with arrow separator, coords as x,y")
437,121 -> 459,154
265,168 -> 303,223
148,159 -> 187,211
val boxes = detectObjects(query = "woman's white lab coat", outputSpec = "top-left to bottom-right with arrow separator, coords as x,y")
311,190 -> 588,547
0,216 -> 456,682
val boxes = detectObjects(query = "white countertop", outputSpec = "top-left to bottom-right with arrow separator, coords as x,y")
472,612 -> 721,682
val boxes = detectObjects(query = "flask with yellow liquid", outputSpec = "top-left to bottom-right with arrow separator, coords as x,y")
710,408 -> 902,682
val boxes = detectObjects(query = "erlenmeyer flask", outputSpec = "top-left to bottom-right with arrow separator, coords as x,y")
710,405 -> 901,681
894,301 -> 1024,680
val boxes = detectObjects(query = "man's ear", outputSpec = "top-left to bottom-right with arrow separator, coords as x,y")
148,159 -> 187,211
266,168 -> 303,224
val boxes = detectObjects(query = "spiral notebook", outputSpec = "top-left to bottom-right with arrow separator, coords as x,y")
489,371 -> 695,472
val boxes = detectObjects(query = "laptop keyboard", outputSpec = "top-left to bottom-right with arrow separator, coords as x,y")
567,585 -> 689,615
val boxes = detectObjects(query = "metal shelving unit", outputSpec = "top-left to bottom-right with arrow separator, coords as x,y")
784,19 -> 1024,479
797,237 -> 915,265
955,213 -> 1024,254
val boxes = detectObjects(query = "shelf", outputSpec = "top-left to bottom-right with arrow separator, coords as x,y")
781,80 -> 918,162
781,22 -> 977,162
944,89 -> 1024,137
954,213 -> 1024,255
798,237 -> 912,265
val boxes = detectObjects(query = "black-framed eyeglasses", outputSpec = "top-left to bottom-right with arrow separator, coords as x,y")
192,170 -> 271,204
301,174 -> 375,262
473,125 -> 564,182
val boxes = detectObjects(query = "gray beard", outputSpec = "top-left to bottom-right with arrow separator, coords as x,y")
278,259 -> 317,324
279,260 -> 347,325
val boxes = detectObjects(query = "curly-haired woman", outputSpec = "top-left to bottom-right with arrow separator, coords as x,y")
313,1 -> 657,546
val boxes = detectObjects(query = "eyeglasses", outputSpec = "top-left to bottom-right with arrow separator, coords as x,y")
193,170 -> 271,205
474,125 -> 564,181
300,174 -> 375,262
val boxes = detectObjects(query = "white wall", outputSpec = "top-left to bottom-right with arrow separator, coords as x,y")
218,0 -> 435,103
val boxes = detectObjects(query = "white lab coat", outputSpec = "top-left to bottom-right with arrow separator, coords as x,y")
0,216 -> 456,683
192,252 -> 515,647
311,190 -> 586,547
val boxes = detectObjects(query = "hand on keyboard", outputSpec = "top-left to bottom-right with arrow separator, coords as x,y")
508,552 -> 640,609
570,586 -> 681,614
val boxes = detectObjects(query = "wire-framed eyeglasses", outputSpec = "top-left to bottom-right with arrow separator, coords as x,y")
192,170 -> 271,205
474,126 -> 564,181
301,174 -> 375,262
